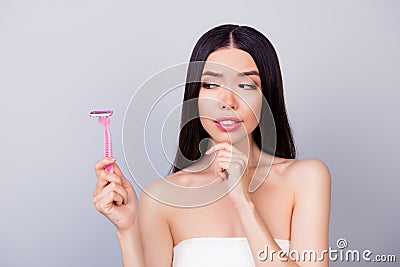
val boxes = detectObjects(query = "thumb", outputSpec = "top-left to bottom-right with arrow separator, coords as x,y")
113,161 -> 123,176
113,162 -> 135,188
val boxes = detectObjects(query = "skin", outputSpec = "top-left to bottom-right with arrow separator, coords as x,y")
93,159 -> 144,267
93,48 -> 331,267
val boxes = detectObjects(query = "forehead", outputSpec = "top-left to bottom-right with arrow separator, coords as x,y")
203,48 -> 258,73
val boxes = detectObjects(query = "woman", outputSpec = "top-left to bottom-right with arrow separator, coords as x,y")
93,24 -> 331,267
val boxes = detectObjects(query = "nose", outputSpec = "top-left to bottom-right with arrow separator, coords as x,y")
218,87 -> 238,110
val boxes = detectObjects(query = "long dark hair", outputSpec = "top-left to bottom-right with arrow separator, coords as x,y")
170,24 -> 295,174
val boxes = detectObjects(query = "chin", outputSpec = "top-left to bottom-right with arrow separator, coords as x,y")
207,132 -> 248,145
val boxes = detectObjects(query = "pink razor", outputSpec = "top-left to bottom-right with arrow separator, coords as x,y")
89,110 -> 114,173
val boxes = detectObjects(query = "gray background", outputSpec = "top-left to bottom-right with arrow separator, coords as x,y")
0,0 -> 398,266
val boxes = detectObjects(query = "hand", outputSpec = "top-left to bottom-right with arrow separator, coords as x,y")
93,157 -> 139,232
205,142 -> 251,204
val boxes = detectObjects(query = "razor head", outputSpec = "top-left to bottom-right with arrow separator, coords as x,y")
89,110 -> 113,117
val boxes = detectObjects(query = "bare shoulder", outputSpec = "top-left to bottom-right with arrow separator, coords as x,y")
139,172 -> 177,207
286,157 -> 331,176
285,158 -> 331,191
141,170 -> 186,193
139,170 -> 194,209
139,178 -> 164,209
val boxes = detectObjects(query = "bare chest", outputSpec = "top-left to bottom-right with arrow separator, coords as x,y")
168,176 -> 294,245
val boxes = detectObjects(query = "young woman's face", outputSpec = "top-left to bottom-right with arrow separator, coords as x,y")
198,48 -> 263,144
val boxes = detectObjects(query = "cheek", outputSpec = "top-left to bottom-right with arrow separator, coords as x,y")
198,93 -> 213,130
243,94 -> 263,125
197,90 -> 215,119
198,97 -> 208,120
237,96 -> 262,136
199,118 -> 213,134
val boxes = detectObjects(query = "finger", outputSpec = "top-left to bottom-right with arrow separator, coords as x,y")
112,163 -> 133,189
204,142 -> 229,155
214,154 -> 246,169
116,194 -> 124,206
103,166 -> 137,205
113,162 -> 123,177
94,171 -> 124,196
205,143 -> 224,155
94,182 -> 128,205
205,146 -> 215,155
216,161 -> 246,182
205,142 -> 243,155
97,162 -> 134,194
94,185 -> 124,208
108,182 -> 129,205
217,172 -> 228,182
215,150 -> 247,162
220,142 -> 243,154
93,182 -> 117,204
217,159 -> 245,170
94,157 -> 116,176
95,190 -> 123,214
110,192 -> 124,206
217,160 -> 230,172
216,161 -> 230,181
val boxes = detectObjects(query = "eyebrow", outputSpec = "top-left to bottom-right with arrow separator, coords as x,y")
202,70 -> 260,77
238,70 -> 260,77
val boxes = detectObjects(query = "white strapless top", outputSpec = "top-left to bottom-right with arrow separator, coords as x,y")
172,237 -> 290,267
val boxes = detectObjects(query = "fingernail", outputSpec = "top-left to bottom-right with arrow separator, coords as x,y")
205,147 -> 213,155
107,157 -> 116,161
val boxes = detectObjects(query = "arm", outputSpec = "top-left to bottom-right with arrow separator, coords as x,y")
117,221 -> 145,267
139,185 -> 174,267
206,142 -> 331,266
93,157 -> 145,267
235,158 -> 331,267
287,158 -> 331,266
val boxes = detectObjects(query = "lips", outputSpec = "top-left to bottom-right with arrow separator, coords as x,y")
214,116 -> 243,132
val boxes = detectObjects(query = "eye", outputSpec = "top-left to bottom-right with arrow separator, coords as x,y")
202,82 -> 219,89
238,83 -> 258,90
